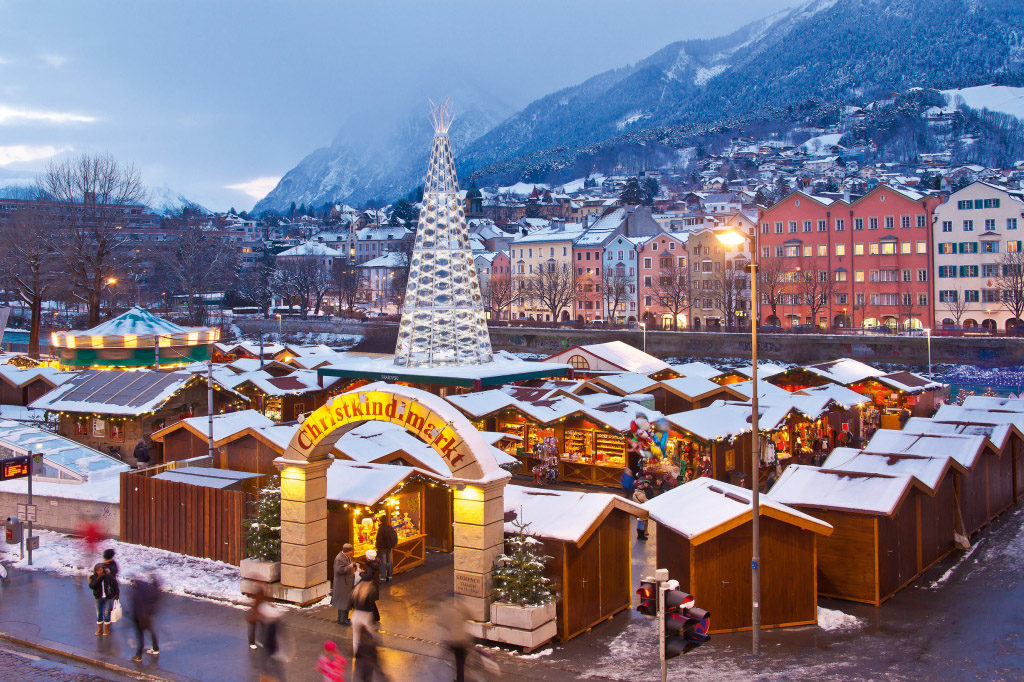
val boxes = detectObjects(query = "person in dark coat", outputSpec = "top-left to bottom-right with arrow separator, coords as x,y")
331,543 -> 355,624
88,556 -> 119,636
361,550 -> 382,623
375,519 -> 398,582
129,572 -> 162,661
350,580 -> 376,654
132,438 -> 151,467
355,624 -> 384,681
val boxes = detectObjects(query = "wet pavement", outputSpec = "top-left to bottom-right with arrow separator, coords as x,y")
0,504 -> 1022,680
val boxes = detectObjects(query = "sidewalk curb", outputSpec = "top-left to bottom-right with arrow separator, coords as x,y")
0,629 -> 192,682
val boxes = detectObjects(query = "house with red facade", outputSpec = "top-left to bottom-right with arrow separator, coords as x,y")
758,185 -> 941,330
637,232 -> 689,329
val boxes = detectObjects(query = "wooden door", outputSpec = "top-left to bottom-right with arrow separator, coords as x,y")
598,511 -> 630,617
565,537 -> 602,636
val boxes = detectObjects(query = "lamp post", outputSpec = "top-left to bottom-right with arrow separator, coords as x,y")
925,327 -> 932,378
275,313 -> 282,338
639,321 -> 647,352
717,226 -> 760,655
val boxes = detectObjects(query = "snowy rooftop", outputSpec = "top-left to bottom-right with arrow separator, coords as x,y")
82,306 -> 190,338
932,404 -> 1024,432
902,417 -> 1013,452
875,371 -> 945,394
804,358 -> 884,386
30,369 -> 204,415
670,362 -> 723,380
0,366 -> 78,388
861,428 -> 988,471
235,369 -> 338,396
277,241 -> 343,257
768,464 -> 919,516
821,448 -> 959,493
324,461 -> 444,506
643,477 -> 830,543
589,372 -> 657,395
729,362 -> 788,379
503,484 -> 645,545
722,379 -> 792,401
655,375 -> 735,400
795,383 -> 871,409
545,341 -> 672,376
152,409 -> 274,445
359,252 -> 408,268
665,402 -> 792,442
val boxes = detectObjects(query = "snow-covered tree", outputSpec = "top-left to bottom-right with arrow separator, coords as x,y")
244,481 -> 281,562
491,517 -> 555,606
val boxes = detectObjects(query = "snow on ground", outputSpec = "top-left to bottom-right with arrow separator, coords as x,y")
816,606 -> 862,631
0,530 -> 245,606
943,84 -> 1024,121
929,537 -> 985,588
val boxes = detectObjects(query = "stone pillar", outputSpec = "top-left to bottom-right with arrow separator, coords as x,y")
452,478 -> 506,622
274,457 -> 331,605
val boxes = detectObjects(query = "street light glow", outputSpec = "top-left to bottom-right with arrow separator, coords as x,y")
106,277 -> 117,285
715,229 -> 746,247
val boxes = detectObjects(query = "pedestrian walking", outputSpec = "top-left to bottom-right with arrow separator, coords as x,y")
632,480 -> 650,540
350,580 -> 376,655
332,543 -> 356,625
257,603 -> 291,682
129,571 -> 162,662
354,624 -> 385,681
440,603 -> 472,682
360,550 -> 382,622
246,583 -> 269,649
88,556 -> 119,636
74,518 -> 104,585
375,519 -> 398,582
316,640 -> 346,681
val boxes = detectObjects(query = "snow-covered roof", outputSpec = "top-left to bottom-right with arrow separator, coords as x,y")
234,369 -> 337,396
359,252 -> 408,269
324,461 -> 444,506
902,417 -> 1013,452
932,404 -> 1024,433
768,464 -> 919,516
821,448 -> 961,493
0,366 -> 78,388
151,409 -> 274,446
665,402 -> 792,442
276,242 -> 342,258
861,428 -> 989,471
795,383 -> 871,409
221,341 -> 285,359
545,341 -> 672,376
961,395 -> 1024,412
588,372 -> 657,395
286,351 -> 348,370
875,371 -> 945,394
503,484 -> 645,545
84,306 -> 188,337
804,358 -> 884,386
644,477 -> 831,544
729,362 -> 788,379
30,369 -> 211,415
653,375 -> 736,401
722,379 -> 792,401
670,362 -> 723,380
334,421 -> 455,476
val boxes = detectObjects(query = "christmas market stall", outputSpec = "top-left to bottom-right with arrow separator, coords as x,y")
638,375 -> 745,414
668,362 -> 724,382
862,427 -> 1000,537
821,445 -> 966,574
955,396 -> 1024,501
712,362 -> 787,386
51,307 -> 220,370
502,484 -> 646,641
932,402 -> 1024,507
212,340 -> 284,365
644,477 -> 831,632
30,369 -> 248,465
324,461 -> 449,576
233,369 -> 344,422
574,372 -> 657,397
664,402 -> 792,487
769,465 -> 931,605
543,341 -> 678,380
0,366 -> 77,407
150,409 -> 275,466
558,399 -> 666,487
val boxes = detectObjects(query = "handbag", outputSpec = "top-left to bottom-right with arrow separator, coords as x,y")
110,599 -> 123,623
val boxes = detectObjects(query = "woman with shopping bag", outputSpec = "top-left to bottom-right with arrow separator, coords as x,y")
88,555 -> 120,636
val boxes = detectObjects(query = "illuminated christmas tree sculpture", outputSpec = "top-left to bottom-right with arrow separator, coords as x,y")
394,101 -> 494,367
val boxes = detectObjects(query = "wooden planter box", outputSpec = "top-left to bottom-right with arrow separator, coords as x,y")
490,601 -> 556,630
467,601 -> 557,652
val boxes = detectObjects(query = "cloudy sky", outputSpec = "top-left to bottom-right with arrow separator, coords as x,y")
0,1 -> 800,210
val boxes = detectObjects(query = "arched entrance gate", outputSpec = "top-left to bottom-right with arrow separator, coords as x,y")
275,382 -> 509,621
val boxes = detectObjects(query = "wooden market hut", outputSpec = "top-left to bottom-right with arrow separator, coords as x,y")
503,485 -> 646,641
543,341 -> 678,380
864,428 -> 1002,536
576,372 -> 657,397
150,409 -> 275,467
639,376 -> 745,414
712,362 -> 787,386
29,369 -> 248,464
668,362 -> 723,382
212,341 -> 284,364
645,478 -> 832,632
932,404 -> 1024,509
769,465 -> 931,605
233,370 -> 342,422
0,366 -> 77,406
821,446 -> 966,577
324,461 -> 451,576
951,397 -> 1024,502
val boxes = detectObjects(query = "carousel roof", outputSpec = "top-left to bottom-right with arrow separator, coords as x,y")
87,307 -> 189,337
53,307 -> 218,347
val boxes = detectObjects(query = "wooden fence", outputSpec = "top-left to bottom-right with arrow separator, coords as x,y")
120,471 -> 255,564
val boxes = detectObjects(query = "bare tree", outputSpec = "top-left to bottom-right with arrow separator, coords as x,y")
995,249 -> 1024,326
236,244 -> 277,317
522,266 -> 577,323
277,257 -> 328,319
484,276 -> 520,321
601,266 -> 633,324
942,290 -> 971,327
153,207 -> 237,325
797,260 -> 834,328
0,203 -> 61,357
331,260 -> 366,316
715,263 -> 749,330
758,256 -> 787,325
40,153 -> 146,326
651,262 -> 689,330
896,277 -> 919,330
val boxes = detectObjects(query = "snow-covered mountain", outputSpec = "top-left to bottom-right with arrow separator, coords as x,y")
943,85 -> 1024,122
146,186 -> 208,215
254,86 -> 513,213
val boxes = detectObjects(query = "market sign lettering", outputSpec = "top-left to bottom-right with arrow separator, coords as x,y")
295,390 -> 466,467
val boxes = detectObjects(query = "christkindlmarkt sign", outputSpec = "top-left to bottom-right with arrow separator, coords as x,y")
291,389 -> 485,480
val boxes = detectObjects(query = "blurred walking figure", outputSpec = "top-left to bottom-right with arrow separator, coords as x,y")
360,551 -> 381,623
350,580 -> 376,655
130,571 -> 162,662
354,624 -> 385,682
316,640 -> 346,681
332,543 -> 355,625
75,518 -> 104,584
246,583 -> 269,649
440,604 -> 472,682
375,518 -> 398,582
257,603 -> 291,682
88,553 -> 119,636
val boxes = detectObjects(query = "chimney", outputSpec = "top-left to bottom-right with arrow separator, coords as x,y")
842,186 -> 851,203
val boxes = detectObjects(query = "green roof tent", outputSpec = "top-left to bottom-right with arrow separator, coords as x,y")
50,307 -> 219,370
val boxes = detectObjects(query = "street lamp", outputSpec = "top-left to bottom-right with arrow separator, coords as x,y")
716,226 -> 761,655
924,327 -> 932,378
275,313 -> 282,337
639,321 -> 647,352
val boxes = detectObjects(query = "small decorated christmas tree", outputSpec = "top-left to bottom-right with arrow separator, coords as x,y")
244,481 -> 281,562
491,516 -> 555,606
